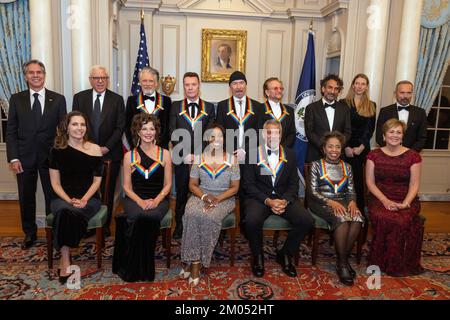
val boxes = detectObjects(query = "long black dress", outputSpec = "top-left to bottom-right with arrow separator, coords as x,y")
341,100 -> 376,212
49,146 -> 103,250
112,147 -> 169,282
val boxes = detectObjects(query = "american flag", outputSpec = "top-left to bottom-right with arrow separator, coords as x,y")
130,22 -> 150,95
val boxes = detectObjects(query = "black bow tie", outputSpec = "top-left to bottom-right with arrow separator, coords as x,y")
324,103 -> 335,109
397,106 -> 410,112
188,102 -> 198,108
143,95 -> 155,102
267,149 -> 279,156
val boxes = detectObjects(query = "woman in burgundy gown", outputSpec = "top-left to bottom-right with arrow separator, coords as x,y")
365,118 -> 424,276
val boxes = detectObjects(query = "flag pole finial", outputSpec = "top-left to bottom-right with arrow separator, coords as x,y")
140,9 -> 144,22
309,19 -> 313,30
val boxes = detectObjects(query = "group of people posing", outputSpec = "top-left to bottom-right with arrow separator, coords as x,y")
6,59 -> 427,287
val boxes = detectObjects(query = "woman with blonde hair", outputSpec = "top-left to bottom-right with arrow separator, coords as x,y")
341,73 -> 376,213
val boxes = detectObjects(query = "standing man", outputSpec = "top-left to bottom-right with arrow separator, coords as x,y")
124,66 -> 171,149
376,80 -> 427,152
242,120 -> 313,278
304,74 -> 351,162
72,65 -> 125,236
6,59 -> 67,249
170,72 -> 215,239
260,77 -> 296,148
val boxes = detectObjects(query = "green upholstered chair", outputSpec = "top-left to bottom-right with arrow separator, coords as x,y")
45,160 -> 112,270
218,198 -> 240,266
263,213 -> 300,266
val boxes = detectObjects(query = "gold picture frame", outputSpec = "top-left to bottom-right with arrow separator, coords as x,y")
201,29 -> 247,82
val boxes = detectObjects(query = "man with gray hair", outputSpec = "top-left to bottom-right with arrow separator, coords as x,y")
72,65 -> 125,236
6,59 -> 67,249
124,66 -> 172,149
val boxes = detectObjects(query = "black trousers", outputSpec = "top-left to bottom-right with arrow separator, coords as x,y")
16,163 -> 54,236
102,159 -> 121,229
174,163 -> 190,229
244,198 -> 313,256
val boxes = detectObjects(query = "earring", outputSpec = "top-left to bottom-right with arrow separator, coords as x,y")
137,137 -> 140,146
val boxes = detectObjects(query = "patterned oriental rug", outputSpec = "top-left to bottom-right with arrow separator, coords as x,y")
0,233 -> 448,300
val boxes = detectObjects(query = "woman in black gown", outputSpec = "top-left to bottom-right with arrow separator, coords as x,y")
342,74 -> 376,213
49,111 -> 103,284
113,113 -> 172,282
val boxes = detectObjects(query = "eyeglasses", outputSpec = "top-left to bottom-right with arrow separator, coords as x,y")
90,76 -> 109,81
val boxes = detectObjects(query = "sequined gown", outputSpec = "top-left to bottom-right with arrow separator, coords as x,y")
308,158 -> 363,230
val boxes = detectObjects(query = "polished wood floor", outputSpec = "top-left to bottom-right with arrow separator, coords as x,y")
0,200 -> 449,237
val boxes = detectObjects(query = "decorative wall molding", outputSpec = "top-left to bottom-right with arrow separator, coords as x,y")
321,0 -> 349,17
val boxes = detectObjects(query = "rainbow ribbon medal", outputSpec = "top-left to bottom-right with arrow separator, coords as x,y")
130,147 -> 164,179
226,97 -> 255,126
179,99 -> 207,128
319,159 -> 348,193
136,92 -> 164,115
263,100 -> 289,122
198,155 -> 231,180
257,145 -> 287,177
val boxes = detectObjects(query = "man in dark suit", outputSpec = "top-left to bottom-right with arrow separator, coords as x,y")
376,80 -> 427,151
124,66 -> 171,149
72,65 -> 125,236
170,72 -> 215,239
242,120 -> 313,278
215,43 -> 233,69
6,59 -> 67,249
304,74 -> 351,162
260,77 -> 296,148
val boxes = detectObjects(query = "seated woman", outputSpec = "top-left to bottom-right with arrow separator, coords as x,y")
180,123 -> 240,286
366,118 -> 424,276
112,113 -> 172,282
49,111 -> 103,284
308,131 -> 363,286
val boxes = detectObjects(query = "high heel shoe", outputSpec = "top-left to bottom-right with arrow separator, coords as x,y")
57,269 -> 71,285
336,263 -> 354,286
346,261 -> 356,279
188,275 -> 200,286
179,268 -> 191,279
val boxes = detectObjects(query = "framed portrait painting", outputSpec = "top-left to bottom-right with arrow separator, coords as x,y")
201,29 -> 247,82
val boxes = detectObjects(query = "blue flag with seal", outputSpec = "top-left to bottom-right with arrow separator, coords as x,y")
294,29 -> 316,183
130,21 -> 150,96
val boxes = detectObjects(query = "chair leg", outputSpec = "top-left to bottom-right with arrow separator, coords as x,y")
307,231 -> 313,247
96,228 -> 103,269
219,231 -> 225,248
46,228 -> 53,270
294,251 -> 299,267
312,228 -> 320,266
165,228 -> 172,269
230,228 -> 236,267
161,229 -> 167,249
273,230 -> 280,248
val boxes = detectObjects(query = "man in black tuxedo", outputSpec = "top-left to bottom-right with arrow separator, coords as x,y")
6,59 -> 67,249
242,120 -> 313,278
260,77 -> 296,148
170,72 -> 215,239
376,80 -> 427,151
125,66 -> 171,149
72,66 -> 125,236
304,74 -> 351,162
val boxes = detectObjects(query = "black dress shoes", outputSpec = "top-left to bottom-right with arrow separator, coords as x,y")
276,251 -> 297,278
251,254 -> 265,277
57,269 -> 71,285
21,234 -> 37,250
347,261 -> 356,279
336,263 -> 354,286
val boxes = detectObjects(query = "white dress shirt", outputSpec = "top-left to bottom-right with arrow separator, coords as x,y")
92,90 -> 106,111
234,96 -> 246,148
143,92 -> 156,114
30,88 -> 45,114
268,99 -> 282,119
265,144 -> 279,187
322,98 -> 336,131
396,103 -> 410,125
